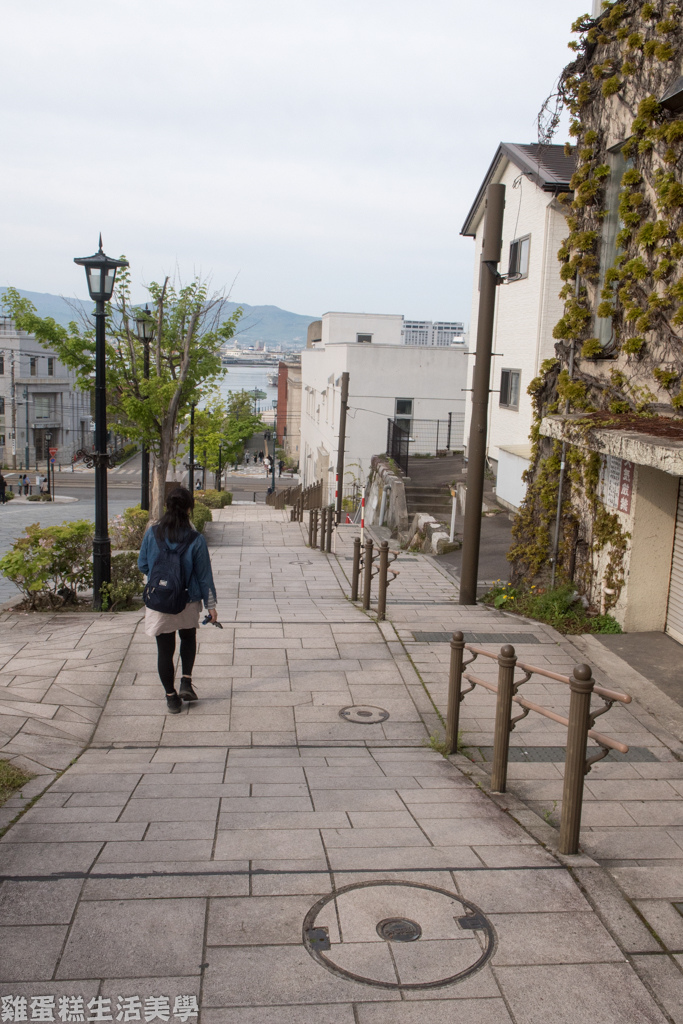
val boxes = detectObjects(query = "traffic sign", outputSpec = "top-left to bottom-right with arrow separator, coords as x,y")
49,447 -> 58,456
50,458 -> 56,465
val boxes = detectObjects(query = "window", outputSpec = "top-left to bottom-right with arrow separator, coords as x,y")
47,357 -> 54,376
500,370 -> 521,409
30,357 -> 37,376
596,143 -> 633,349
357,333 -> 372,344
508,235 -> 530,280
0,435 -> 5,446
395,397 -> 413,433
0,397 -> 4,415
0,355 -> 4,374
34,395 -> 52,419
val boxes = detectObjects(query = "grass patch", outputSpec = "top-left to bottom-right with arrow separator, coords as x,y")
0,759 -> 34,807
482,582 -> 622,635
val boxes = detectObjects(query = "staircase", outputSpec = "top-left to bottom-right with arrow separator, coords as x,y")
404,484 -> 453,522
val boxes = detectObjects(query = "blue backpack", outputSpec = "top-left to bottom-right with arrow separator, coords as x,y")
143,527 -> 198,615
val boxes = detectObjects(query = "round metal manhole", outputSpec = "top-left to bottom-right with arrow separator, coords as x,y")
377,918 -> 422,942
338,705 -> 389,724
303,880 -> 495,990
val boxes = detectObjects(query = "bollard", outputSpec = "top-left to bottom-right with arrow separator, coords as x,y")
326,504 -> 333,552
308,508 -> 315,547
312,508 -> 319,549
491,644 -> 517,793
351,536 -> 362,601
445,631 -> 466,754
559,664 -> 595,855
377,541 -> 389,620
362,538 -> 374,610
319,506 -> 327,550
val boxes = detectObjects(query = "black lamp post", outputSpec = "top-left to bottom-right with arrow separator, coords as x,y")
188,402 -> 196,490
135,304 -> 155,511
264,429 -> 276,494
74,236 -> 129,610
217,444 -> 223,491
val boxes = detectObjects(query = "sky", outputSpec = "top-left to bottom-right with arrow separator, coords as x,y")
1,0 -> 590,325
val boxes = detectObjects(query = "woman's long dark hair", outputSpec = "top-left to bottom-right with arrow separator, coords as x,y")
156,486 -> 195,542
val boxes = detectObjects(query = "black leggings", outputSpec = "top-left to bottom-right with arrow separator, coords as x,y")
155,629 -> 197,693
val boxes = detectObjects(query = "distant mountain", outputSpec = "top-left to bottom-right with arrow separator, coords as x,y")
0,288 -> 316,350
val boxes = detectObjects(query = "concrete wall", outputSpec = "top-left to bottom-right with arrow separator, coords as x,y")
496,447 -> 530,511
463,157 -> 569,466
299,343 -> 468,492
321,312 -> 404,347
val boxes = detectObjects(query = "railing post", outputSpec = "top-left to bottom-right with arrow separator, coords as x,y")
319,506 -> 327,550
559,664 -> 595,855
351,536 -> 361,601
362,538 -> 373,610
445,631 -> 465,754
312,508 -> 319,549
326,504 -> 333,552
491,643 -> 516,793
308,508 -> 315,547
377,541 -> 389,620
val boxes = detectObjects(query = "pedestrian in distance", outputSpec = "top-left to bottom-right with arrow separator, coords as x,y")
0,472 -> 6,504
138,486 -> 218,714
278,459 -> 284,477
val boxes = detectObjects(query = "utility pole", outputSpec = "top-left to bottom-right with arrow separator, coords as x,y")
459,183 -> 505,605
10,351 -> 16,469
335,371 -> 349,524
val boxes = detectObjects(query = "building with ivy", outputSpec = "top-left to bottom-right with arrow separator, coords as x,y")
510,0 -> 683,636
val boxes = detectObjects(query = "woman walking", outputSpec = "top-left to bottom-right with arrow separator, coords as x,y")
138,486 -> 217,713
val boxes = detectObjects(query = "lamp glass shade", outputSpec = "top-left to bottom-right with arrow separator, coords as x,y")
74,238 -> 129,303
135,307 -> 155,341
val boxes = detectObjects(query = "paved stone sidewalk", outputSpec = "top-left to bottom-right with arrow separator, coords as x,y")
0,507 -> 680,1022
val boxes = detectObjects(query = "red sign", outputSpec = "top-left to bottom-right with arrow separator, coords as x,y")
49,447 -> 58,456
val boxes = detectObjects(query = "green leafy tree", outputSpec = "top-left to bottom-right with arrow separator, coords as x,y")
191,390 -> 265,482
3,272 -> 241,519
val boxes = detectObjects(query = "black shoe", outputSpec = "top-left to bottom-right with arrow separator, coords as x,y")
179,676 -> 198,702
166,692 -> 183,714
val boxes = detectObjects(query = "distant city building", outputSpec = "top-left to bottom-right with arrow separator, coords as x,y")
0,317 -> 91,469
401,320 -> 465,346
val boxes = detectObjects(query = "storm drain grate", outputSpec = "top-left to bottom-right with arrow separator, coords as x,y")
412,630 -> 543,645
472,745 -> 660,763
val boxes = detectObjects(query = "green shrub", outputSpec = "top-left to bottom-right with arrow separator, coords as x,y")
194,489 -> 232,509
190,502 -> 212,533
100,552 -> 145,611
5,490 -> 15,501
0,520 -> 94,609
110,505 -> 150,549
481,582 -> 622,635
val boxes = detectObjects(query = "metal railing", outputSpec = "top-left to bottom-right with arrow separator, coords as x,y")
444,632 -> 631,855
350,536 -> 399,620
290,480 -> 323,521
408,415 -> 465,455
267,482 -> 301,509
307,504 -> 334,553
386,419 -> 409,476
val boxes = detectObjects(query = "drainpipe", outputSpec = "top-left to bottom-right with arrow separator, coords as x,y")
550,274 -> 579,589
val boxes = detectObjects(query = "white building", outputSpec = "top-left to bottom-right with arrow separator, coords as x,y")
461,143 -> 576,511
0,317 -> 91,469
402,320 -> 465,346
300,312 -> 468,502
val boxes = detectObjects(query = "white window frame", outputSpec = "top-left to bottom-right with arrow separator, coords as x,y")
499,369 -> 521,410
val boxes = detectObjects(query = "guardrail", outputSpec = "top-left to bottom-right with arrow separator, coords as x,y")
267,483 -> 301,510
444,632 -> 631,855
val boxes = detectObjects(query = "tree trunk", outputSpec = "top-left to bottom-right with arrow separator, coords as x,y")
150,422 -> 176,521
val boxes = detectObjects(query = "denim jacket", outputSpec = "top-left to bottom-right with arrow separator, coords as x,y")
138,527 -> 217,609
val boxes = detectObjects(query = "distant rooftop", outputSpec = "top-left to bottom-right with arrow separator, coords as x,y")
461,142 -> 576,237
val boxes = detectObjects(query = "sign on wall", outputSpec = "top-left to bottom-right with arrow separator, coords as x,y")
600,454 -> 634,514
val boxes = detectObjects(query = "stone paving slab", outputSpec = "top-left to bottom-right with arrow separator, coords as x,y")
0,506 -> 680,1019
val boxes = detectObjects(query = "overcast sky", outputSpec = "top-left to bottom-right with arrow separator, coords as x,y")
2,1 -> 588,325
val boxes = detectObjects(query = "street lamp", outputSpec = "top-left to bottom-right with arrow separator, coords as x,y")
74,236 -> 129,610
264,429 -> 276,494
135,304 -> 155,511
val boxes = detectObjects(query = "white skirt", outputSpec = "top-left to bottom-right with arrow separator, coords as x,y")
144,600 -> 202,637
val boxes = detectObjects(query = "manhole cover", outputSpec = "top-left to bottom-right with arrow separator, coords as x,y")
303,880 -> 495,989
377,918 -> 422,942
339,705 -> 389,724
